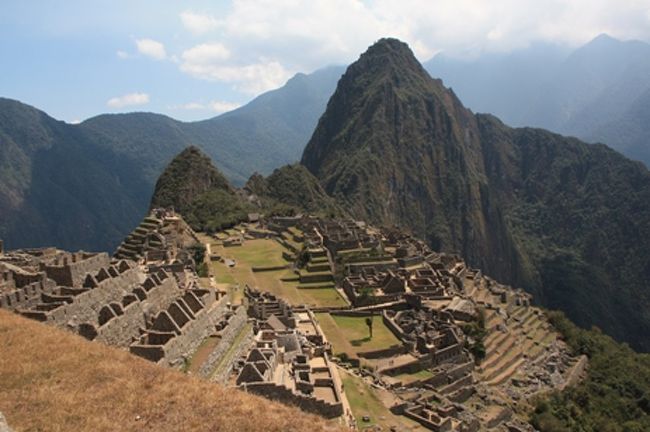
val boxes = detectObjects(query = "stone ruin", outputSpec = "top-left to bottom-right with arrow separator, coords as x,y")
114,208 -> 199,264
0,210 -> 233,368
383,308 -> 465,368
234,287 -> 345,419
257,217 -> 584,431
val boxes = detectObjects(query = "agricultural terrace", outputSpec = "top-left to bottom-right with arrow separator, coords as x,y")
207,237 -> 347,308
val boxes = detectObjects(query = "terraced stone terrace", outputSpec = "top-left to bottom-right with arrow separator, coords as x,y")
205,232 -> 347,309
0,211 -> 586,431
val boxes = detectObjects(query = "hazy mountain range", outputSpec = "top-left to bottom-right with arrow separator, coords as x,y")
426,33 -> 650,167
0,66 -> 344,252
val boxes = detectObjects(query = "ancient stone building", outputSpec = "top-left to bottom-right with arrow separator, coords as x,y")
237,288 -> 344,419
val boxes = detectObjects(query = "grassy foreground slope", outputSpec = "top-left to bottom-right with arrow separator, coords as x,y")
0,310 -> 339,432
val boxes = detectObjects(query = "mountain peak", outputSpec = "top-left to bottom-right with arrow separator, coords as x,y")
365,37 -> 414,56
301,38 -> 471,177
590,33 -> 618,44
150,145 -> 234,214
350,37 -> 425,80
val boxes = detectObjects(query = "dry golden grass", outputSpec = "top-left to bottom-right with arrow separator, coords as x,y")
0,310 -> 342,432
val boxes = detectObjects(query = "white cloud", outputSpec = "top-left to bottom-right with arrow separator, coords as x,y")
180,57 -> 291,94
116,50 -> 130,59
180,1 -> 650,64
209,100 -> 241,113
179,41 -> 289,94
135,38 -> 167,60
107,92 -> 150,108
181,42 -> 231,64
173,1 -> 650,96
180,11 -> 220,34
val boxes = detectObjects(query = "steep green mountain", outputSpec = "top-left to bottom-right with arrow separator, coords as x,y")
425,34 -> 650,168
244,164 -> 345,217
149,147 -> 345,230
150,146 -> 250,233
0,98 -> 147,252
0,66 -> 343,252
302,38 -> 650,351
81,65 -> 344,187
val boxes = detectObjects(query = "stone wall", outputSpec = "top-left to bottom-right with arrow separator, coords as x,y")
95,300 -> 147,347
41,253 -> 110,287
403,406 -> 453,432
357,344 -> 406,359
130,291 -> 230,367
44,267 -> 141,326
242,382 -> 343,418
0,278 -> 56,310
87,269 -> 182,347
198,306 -> 249,379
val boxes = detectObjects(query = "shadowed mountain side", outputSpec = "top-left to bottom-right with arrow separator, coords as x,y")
150,149 -> 344,234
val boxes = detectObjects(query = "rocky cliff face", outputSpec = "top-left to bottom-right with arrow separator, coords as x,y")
302,38 -> 650,351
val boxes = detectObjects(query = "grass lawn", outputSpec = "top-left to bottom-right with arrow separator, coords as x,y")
341,370 -> 426,431
224,239 -> 287,268
211,322 -> 253,379
392,369 -> 434,384
300,287 -> 348,308
331,315 -> 400,352
209,260 -> 237,284
287,227 -> 303,237
185,335 -> 220,374
315,313 -> 357,358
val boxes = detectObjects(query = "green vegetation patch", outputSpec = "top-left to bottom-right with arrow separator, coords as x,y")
531,311 -> 650,432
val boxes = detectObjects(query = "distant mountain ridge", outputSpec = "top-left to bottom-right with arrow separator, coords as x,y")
303,38 -> 650,351
425,34 -> 650,167
0,65 -> 343,252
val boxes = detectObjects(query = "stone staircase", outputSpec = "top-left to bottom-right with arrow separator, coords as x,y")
114,216 -> 163,261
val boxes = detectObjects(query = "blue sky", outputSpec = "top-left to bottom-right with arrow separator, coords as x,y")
2,0 -> 649,123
